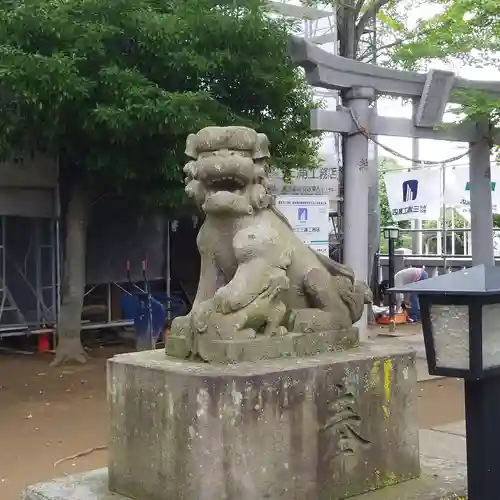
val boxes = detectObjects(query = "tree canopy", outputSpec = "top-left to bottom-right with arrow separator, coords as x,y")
302,0 -> 438,64
0,0 -> 319,208
392,0 -> 500,122
0,0 -> 321,364
393,0 -> 500,69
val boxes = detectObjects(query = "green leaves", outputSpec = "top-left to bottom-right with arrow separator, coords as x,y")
393,0 -> 500,68
391,0 -> 500,125
0,0 -> 318,208
377,10 -> 405,33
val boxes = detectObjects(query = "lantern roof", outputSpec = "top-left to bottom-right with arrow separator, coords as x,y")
389,265 -> 500,296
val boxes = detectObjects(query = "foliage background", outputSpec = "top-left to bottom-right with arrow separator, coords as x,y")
0,0 -> 320,210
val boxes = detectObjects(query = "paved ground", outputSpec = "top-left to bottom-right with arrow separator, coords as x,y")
369,322 -> 437,381
0,330 -> 465,500
421,420 -> 466,463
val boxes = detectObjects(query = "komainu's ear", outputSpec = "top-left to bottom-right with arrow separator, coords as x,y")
185,134 -> 198,159
279,247 -> 293,269
253,133 -> 270,160
183,161 -> 197,179
249,184 -> 272,210
185,179 -> 205,206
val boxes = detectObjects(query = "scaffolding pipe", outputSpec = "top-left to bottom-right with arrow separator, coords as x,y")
441,164 -> 448,270
35,219 -> 42,325
55,187 -> 62,320
451,209 -> 456,255
166,220 -> 172,323
107,282 -> 112,323
0,217 -> 6,322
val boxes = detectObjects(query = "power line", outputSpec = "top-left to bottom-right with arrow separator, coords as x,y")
379,162 -> 472,173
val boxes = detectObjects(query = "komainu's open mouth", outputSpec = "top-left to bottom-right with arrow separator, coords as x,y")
207,176 -> 246,193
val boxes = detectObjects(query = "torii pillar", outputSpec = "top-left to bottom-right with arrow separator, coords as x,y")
287,35 -> 499,337
469,121 -> 494,266
343,87 -> 375,341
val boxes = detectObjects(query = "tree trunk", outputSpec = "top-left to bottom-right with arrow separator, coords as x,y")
337,1 -> 358,59
51,183 -> 90,366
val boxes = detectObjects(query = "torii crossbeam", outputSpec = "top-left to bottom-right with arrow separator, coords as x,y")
289,36 -> 500,338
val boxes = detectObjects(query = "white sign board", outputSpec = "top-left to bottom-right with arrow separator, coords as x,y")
275,195 -> 330,255
268,152 -> 339,202
444,165 -> 500,215
383,168 -> 442,221
494,232 -> 500,257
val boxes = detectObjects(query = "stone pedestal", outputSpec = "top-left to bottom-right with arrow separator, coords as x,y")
166,326 -> 359,362
107,344 -> 419,500
22,429 -> 469,500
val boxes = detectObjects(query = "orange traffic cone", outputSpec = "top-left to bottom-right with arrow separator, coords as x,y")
38,324 -> 51,353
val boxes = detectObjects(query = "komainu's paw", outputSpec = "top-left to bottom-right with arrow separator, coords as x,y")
340,290 -> 366,324
191,300 -> 215,333
265,325 -> 288,337
355,280 -> 373,304
213,288 -> 234,314
170,315 -> 192,337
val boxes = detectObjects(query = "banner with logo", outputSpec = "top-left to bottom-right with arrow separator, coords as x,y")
383,168 -> 442,221
275,195 -> 330,255
444,165 -> 500,215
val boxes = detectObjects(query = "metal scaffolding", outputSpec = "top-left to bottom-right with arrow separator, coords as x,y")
0,216 -> 59,338
0,154 -> 60,339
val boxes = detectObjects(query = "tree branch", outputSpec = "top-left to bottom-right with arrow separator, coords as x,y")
358,38 -> 405,61
355,0 -> 392,41
356,23 -> 441,62
354,0 -> 365,17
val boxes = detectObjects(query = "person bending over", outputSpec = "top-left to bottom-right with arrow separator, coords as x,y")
394,267 -> 428,322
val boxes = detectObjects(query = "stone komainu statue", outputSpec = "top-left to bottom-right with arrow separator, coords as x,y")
166,126 -> 372,362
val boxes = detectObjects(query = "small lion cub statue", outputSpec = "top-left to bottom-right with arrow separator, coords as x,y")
192,225 -> 291,341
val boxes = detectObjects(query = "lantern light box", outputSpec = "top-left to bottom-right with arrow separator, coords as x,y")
390,264 -> 500,379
